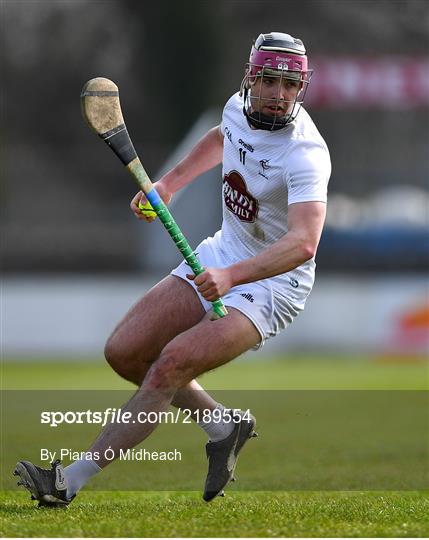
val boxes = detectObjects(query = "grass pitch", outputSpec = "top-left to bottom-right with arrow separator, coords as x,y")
1,356 -> 428,537
1,490 -> 428,538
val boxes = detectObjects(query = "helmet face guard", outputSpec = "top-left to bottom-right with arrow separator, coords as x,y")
240,33 -> 312,131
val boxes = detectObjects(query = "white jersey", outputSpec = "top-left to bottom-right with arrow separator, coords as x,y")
171,94 -> 331,344
217,91 -> 331,303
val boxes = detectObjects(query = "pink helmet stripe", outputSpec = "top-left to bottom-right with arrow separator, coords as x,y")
249,48 -> 308,75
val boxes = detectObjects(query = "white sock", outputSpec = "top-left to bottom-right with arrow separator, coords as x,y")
197,403 -> 235,442
63,459 -> 101,499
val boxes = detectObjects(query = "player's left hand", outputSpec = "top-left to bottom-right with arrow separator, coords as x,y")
186,267 -> 233,301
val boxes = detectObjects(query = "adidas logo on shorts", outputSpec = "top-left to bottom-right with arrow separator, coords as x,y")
240,293 -> 254,303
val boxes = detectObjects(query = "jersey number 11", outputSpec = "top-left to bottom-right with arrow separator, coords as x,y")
239,148 -> 247,165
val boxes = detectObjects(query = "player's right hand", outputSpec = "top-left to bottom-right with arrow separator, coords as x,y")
130,181 -> 172,222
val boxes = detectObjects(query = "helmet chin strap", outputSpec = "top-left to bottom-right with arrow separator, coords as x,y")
242,88 -> 290,131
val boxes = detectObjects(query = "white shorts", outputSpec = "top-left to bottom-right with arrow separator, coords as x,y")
171,234 -> 308,349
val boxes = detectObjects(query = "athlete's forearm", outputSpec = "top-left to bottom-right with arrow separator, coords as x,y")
229,231 -> 316,287
160,126 -> 224,194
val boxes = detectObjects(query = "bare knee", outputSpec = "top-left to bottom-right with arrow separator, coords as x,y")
145,347 -> 193,391
104,334 -> 126,373
104,333 -> 116,361
104,334 -> 148,384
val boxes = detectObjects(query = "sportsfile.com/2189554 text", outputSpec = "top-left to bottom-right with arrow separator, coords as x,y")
40,408 -> 252,427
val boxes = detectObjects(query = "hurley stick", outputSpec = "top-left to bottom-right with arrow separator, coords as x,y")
80,77 -> 227,319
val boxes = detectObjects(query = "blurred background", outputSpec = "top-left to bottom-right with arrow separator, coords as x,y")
2,0 -> 428,359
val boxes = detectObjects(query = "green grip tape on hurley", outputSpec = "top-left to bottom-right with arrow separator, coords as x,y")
145,191 -> 228,319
